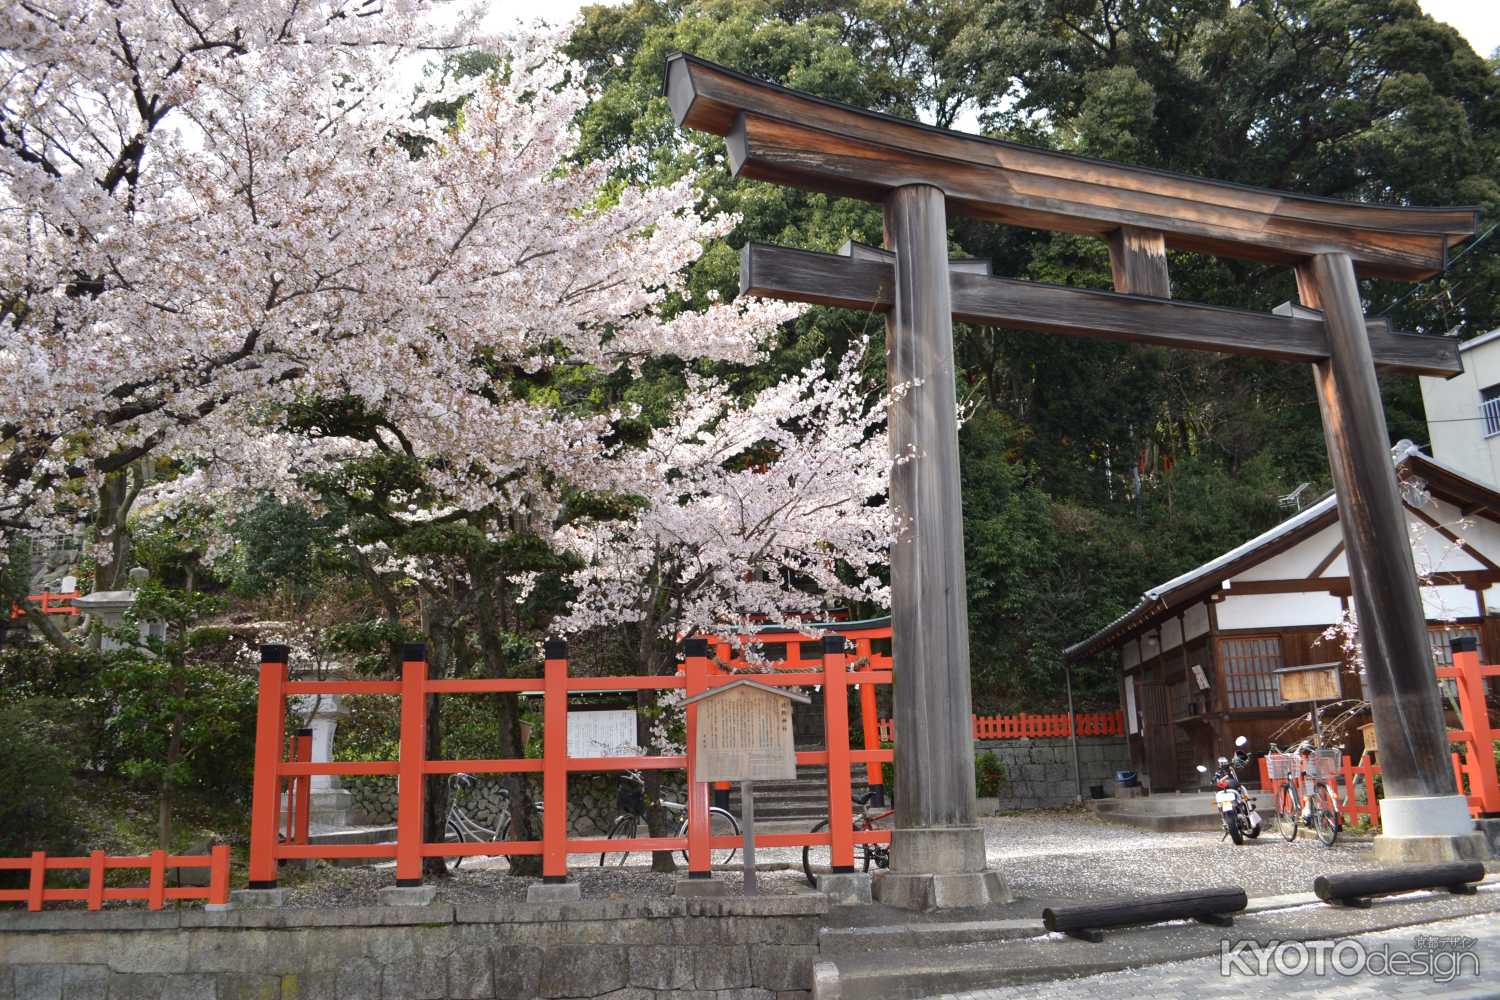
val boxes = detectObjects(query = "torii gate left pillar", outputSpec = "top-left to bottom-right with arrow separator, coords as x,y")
879,185 -> 1006,908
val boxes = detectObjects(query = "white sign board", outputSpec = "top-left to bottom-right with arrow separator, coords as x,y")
567,710 -> 638,758
1191,664 -> 1211,692
694,685 -> 798,782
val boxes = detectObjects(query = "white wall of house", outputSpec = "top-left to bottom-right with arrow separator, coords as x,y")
1420,328 -> 1500,489
1216,591 -> 1344,630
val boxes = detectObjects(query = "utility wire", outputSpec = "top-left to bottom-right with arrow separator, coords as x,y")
1376,221 -> 1500,320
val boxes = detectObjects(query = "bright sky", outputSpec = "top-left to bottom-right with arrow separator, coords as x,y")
1419,1 -> 1500,59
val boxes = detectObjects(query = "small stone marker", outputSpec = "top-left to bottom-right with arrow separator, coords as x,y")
683,680 -> 810,895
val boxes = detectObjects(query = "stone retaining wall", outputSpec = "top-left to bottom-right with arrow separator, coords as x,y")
0,896 -> 822,999
976,736 -> 1132,812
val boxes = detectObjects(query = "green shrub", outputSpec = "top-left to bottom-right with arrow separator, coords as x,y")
975,750 -> 1006,798
0,702 -> 80,868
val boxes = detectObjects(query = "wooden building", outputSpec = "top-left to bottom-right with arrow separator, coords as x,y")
1065,441 -> 1500,792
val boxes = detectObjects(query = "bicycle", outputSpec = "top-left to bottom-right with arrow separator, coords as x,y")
1267,741 -> 1341,846
599,773 -> 740,867
802,792 -> 893,887
442,773 -> 538,872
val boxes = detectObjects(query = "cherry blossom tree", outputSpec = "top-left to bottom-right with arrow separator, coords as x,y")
1,1 -> 790,589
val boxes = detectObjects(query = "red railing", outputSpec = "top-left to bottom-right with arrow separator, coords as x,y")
281,729 -> 312,846
247,634 -> 895,888
0,847 -> 230,911
877,710 -> 1124,743
1255,645 -> 1500,825
8,591 -> 79,619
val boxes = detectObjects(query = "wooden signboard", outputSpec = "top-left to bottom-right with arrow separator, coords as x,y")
687,681 -> 807,782
1274,663 -> 1342,703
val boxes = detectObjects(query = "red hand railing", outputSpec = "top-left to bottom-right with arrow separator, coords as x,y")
0,847 -> 230,911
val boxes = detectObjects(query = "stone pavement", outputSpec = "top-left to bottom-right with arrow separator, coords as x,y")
921,911 -> 1500,1000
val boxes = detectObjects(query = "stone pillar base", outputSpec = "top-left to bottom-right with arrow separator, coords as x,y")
1476,817 -> 1500,857
817,871 -> 872,906
889,826 -> 987,874
525,880 -> 582,903
1371,832 -> 1491,864
872,870 -> 1008,911
228,888 -> 285,909
673,877 -> 731,897
378,885 -> 438,906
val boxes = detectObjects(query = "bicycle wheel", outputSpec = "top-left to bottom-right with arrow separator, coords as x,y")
708,807 -> 740,867
599,815 -> 637,867
1276,785 -> 1298,842
443,819 -> 466,873
858,810 -> 894,873
802,819 -> 869,888
1312,784 -> 1339,847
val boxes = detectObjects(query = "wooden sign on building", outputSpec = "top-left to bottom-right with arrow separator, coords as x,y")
684,680 -> 809,782
1274,662 -> 1343,703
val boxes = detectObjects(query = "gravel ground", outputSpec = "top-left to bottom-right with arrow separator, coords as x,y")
279,808 -> 1392,908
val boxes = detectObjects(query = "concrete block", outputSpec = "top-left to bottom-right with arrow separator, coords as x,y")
1476,817 -> 1500,857
538,945 -> 627,997
13,965 -> 63,1000
58,964 -> 108,1000
105,972 -> 168,1000
229,889 -> 285,909
381,950 -> 449,1000
810,961 -> 840,1000
335,957 -> 382,1000
693,944 -> 751,990
0,965 -> 11,1000
872,869 -> 1009,911
377,884 -> 438,907
525,881 -> 582,903
445,943 -> 493,1000
489,945 -> 542,1000
750,946 -> 818,992
815,872 -> 872,906
674,877 -> 732,897
160,976 -> 226,1000
627,944 -> 694,990
889,826 -> 986,875
1370,831 -> 1490,864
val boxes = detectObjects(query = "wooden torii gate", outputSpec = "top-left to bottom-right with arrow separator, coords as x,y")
665,53 -> 1488,907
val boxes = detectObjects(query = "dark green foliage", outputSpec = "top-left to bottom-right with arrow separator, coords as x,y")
0,701 -> 80,866
975,750 -> 1006,798
567,0 -> 1500,712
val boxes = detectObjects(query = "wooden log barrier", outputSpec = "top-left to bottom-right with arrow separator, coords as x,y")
1313,862 -> 1485,909
1042,888 -> 1248,943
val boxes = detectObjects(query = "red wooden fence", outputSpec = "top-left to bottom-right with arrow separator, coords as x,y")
1255,645 -> 1500,826
877,710 -> 1124,743
8,591 -> 79,619
0,847 -> 230,911
248,633 -> 895,888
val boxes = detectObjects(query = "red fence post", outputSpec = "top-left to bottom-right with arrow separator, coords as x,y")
859,677 -> 884,806
293,729 -> 313,845
87,850 -> 105,910
394,643 -> 428,886
822,635 -> 856,875
683,638 -> 712,878
209,844 -> 231,907
147,850 -> 166,910
1451,637 -> 1500,815
541,639 -> 570,883
248,644 -> 289,888
26,851 -> 44,911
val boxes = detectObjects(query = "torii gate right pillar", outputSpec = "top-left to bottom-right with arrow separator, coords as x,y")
1301,253 -> 1487,862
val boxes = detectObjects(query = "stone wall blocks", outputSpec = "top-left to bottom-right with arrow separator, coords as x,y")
105,971 -> 171,1000
488,944 -> 541,1000
13,964 -> 63,1000
334,957 -> 382,1000
692,944 -> 751,991
625,944 -> 693,991
444,942 -> 492,1000
749,946 -> 816,992
379,950 -> 450,1000
537,945 -> 627,998
59,964 -> 108,1000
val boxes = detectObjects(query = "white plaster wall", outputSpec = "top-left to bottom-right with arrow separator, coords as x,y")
1237,521 -> 1342,580
1182,602 -> 1210,641
1215,591 -> 1344,630
1421,335 -> 1500,489
1421,584 -> 1480,620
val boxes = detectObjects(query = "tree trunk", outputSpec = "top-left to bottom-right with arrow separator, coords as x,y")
92,462 -> 145,596
473,570 -> 541,877
634,594 -> 678,873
